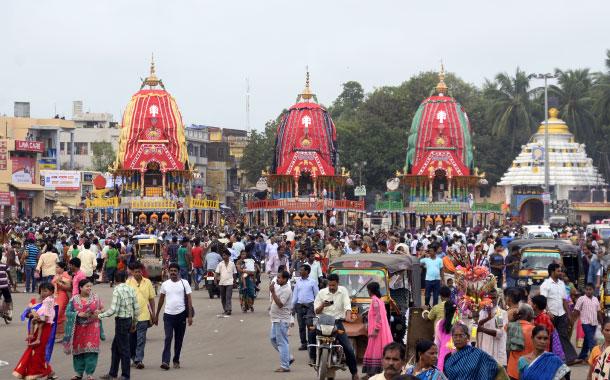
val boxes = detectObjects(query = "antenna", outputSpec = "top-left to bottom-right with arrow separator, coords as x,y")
246,78 -> 251,133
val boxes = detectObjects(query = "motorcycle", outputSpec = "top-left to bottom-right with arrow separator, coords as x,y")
205,270 -> 220,299
310,315 -> 346,380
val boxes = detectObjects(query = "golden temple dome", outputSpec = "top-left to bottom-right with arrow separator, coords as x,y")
145,54 -> 160,88
435,64 -> 448,95
536,108 -> 570,134
298,71 -> 315,102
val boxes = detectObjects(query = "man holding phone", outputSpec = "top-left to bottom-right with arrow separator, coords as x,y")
313,273 -> 360,380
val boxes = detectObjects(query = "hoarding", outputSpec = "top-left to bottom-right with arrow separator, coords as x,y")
42,170 -> 80,191
15,140 -> 44,152
11,157 -> 36,184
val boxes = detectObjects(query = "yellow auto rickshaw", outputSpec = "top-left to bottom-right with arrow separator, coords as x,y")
133,234 -> 165,288
328,254 -> 421,359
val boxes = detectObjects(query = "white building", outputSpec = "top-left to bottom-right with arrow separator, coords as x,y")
185,125 -> 210,195
498,108 -> 604,223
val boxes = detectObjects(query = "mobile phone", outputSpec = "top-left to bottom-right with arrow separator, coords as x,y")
327,300 -> 334,305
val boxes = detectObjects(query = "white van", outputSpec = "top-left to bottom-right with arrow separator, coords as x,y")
363,215 -> 391,232
523,225 -> 554,239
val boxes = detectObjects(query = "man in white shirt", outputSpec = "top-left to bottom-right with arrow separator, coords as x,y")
305,253 -> 323,285
313,273 -> 359,379
265,237 -> 279,264
78,241 -> 98,282
284,229 -> 295,243
154,263 -> 193,370
215,249 -> 237,315
540,262 -> 578,365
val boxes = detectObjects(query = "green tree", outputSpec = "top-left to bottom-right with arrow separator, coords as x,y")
241,112 -> 284,184
90,141 -> 115,172
485,68 -> 537,154
549,68 -> 595,145
328,81 -> 364,120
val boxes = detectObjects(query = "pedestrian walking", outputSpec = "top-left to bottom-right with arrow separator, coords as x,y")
63,278 -> 104,380
269,270 -> 293,372
24,239 -> 40,293
97,270 -> 140,380
77,241 -> 97,284
362,282 -> 393,378
420,244 -> 445,306
540,262 -> 580,365
571,282 -> 603,362
177,238 -> 190,281
215,249 -> 236,315
126,262 -> 157,369
291,264 -> 318,351
70,258 -> 87,296
36,248 -> 58,283
155,263 -> 193,370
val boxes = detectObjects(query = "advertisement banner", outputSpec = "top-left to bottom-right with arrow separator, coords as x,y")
42,170 -> 80,191
0,192 -> 12,206
15,140 -> 44,152
11,157 -> 36,184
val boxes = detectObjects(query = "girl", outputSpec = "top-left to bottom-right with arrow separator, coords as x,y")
27,287 -> 55,347
362,282 -> 394,379
13,282 -> 58,380
434,300 -> 457,372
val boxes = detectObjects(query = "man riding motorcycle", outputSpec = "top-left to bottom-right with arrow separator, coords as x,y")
312,273 -> 359,380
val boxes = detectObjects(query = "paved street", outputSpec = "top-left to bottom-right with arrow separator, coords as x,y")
0,281 -> 590,380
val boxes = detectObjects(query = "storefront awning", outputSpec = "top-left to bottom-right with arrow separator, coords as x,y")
11,184 -> 45,191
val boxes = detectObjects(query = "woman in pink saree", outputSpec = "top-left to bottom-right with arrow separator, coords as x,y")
362,282 -> 394,379
434,300 -> 458,372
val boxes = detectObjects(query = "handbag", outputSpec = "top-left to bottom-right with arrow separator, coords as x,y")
180,279 -> 195,318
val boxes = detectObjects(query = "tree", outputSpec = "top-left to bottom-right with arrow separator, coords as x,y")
90,141 -> 115,172
485,68 -> 537,154
241,112 -> 284,184
328,81 -> 364,120
549,68 -> 595,146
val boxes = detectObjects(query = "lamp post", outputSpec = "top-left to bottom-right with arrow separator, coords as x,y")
533,73 -> 557,224
353,161 -> 367,186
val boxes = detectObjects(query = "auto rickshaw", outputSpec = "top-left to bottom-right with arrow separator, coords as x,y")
132,234 -> 165,290
328,254 -> 421,359
517,241 -> 584,292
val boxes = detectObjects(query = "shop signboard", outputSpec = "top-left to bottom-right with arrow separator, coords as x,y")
354,185 -> 367,197
0,191 -> 12,206
0,141 -> 6,170
42,170 -> 80,191
15,140 -> 44,152
11,157 -> 36,184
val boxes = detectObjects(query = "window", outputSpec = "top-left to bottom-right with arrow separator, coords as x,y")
200,144 -> 207,157
83,173 -> 93,182
75,142 -> 88,155
217,148 -> 225,159
193,147 -> 199,157
187,143 -> 194,156
60,142 -> 65,155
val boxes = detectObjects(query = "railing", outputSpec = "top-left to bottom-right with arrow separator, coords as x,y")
85,197 -> 119,208
415,202 -> 462,214
131,199 -> 177,210
188,198 -> 220,210
247,199 -> 365,212
472,201 -> 502,212
376,200 -> 404,211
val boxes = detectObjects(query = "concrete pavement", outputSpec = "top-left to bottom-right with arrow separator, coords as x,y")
0,281 -> 590,380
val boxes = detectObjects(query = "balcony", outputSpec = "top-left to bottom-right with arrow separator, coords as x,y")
246,199 -> 365,212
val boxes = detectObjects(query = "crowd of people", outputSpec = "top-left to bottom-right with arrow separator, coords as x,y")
0,217 -> 609,380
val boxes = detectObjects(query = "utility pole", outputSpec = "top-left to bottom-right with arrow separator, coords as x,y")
533,73 -> 557,224
246,78 -> 250,134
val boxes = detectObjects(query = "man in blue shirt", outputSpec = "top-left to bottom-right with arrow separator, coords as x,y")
291,264 -> 319,351
24,239 -> 40,293
254,236 -> 266,262
420,243 -> 444,306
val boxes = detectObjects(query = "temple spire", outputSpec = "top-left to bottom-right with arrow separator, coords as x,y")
298,66 -> 315,102
145,52 -> 160,88
435,62 -> 448,95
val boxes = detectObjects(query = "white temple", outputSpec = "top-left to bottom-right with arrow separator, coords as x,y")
498,108 -> 603,223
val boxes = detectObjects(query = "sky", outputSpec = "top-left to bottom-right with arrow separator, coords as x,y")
1,1 -> 609,132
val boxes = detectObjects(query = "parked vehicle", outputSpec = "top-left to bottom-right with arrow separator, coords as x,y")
517,241 -> 584,291
133,235 -> 165,290
310,315 -> 346,380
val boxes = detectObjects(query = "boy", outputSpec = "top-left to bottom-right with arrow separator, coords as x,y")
572,283 -> 603,361
446,278 -> 456,303
422,286 -> 451,329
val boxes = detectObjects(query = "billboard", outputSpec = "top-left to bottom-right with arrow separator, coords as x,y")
11,157 -> 36,184
42,170 -> 80,191
0,192 -> 12,206
15,140 -> 44,152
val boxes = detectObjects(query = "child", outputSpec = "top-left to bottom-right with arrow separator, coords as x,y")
447,278 -> 456,303
572,283 -> 603,362
27,282 -> 56,347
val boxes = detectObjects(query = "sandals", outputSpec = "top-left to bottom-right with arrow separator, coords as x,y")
70,376 -> 83,380
274,368 -> 290,372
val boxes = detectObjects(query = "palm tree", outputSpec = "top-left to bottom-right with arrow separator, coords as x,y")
593,50 -> 610,132
485,68 -> 537,154
549,69 -> 595,145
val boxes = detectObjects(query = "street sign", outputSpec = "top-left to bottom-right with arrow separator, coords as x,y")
542,192 -> 551,205
354,185 -> 366,197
